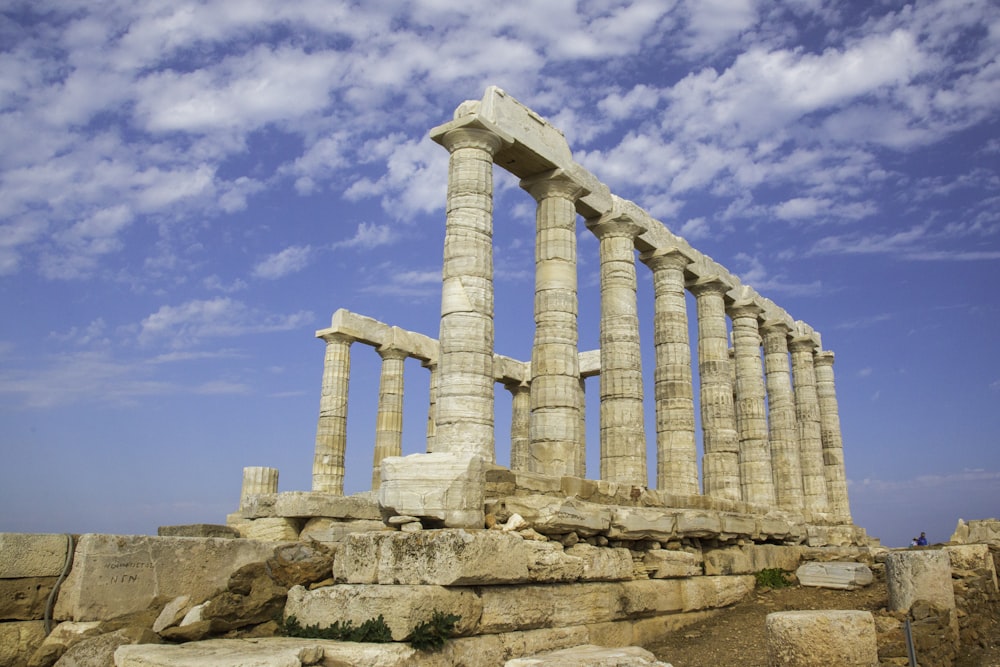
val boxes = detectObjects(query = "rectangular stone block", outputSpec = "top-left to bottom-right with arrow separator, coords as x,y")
479,582 -> 622,633
703,545 -> 806,576
675,510 -> 723,537
0,576 -> 57,620
494,495 -> 611,536
53,534 -> 278,622
643,550 -> 701,578
719,513 -> 756,538
608,508 -> 677,541
379,452 -> 485,529
564,544 -> 634,582
0,533 -> 71,578
796,561 -> 874,590
241,492 -> 381,520
299,518 -> 387,543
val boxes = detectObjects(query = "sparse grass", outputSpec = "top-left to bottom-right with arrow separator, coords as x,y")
281,614 -> 392,642
754,568 -> 792,589
408,610 -> 462,651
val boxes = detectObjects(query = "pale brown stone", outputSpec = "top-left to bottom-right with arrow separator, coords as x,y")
766,610 -> 878,666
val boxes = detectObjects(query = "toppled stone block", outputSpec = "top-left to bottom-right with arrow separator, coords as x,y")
492,495 -> 612,536
642,550 -> 701,579
0,533 -> 72,578
378,452 -> 485,529
504,644 -> 672,666
796,561 -> 873,590
766,610 -> 878,666
885,549 -> 956,613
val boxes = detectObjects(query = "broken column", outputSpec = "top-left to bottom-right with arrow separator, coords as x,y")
761,320 -> 804,511
815,350 -> 851,523
313,332 -> 352,494
590,214 -> 648,487
240,466 -> 278,510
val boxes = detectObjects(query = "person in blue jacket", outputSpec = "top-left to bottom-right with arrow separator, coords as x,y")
916,532 -> 928,546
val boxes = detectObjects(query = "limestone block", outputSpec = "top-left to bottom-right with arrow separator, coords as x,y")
27,621 -> 103,666
944,544 -> 999,592
756,516 -> 795,541
719,513 -> 756,538
885,550 -> 956,613
0,576 -> 57,620
152,596 -> 191,633
156,524 -> 239,538
643,550 -> 701,579
285,583 -> 481,641
504,644 -> 672,666
494,495 -> 612,536
115,637 -> 422,667
795,562 -> 873,590
951,518 -> 1000,545
378,452 -> 485,529
238,518 -> 300,542
630,610 -> 720,647
565,544 -> 635,581
608,508 -> 677,541
53,534 -> 278,622
298,518 -> 386,543
766,610 -> 878,666
53,626 -> 160,667
240,492 -> 381,521
0,533 -> 71,578
0,621 -> 46,667
703,545 -> 804,576
478,582 -> 622,633
509,471 -> 564,495
674,510 -> 722,537
680,575 -> 755,611
526,542 -> 585,582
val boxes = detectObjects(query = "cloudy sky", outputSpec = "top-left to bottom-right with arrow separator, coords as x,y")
1,0 -> 997,548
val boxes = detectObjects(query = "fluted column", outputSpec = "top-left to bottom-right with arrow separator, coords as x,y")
590,215 -> 647,486
576,377 -> 587,478
505,380 -> 531,471
790,335 -> 829,513
422,359 -> 438,452
815,351 -> 852,522
521,169 -> 588,477
729,302 -> 775,506
761,321 -> 804,511
372,346 -> 407,489
432,126 -> 507,461
641,248 -> 698,496
241,466 -> 278,510
690,277 -> 740,501
313,332 -> 351,494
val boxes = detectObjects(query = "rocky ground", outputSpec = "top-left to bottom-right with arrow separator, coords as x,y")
647,576 -> 1000,667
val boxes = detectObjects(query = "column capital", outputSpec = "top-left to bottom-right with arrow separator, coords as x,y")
437,125 -> 508,155
760,319 -> 793,336
639,246 -> 693,271
727,301 -> 764,321
503,379 -> 529,392
377,345 -> 408,361
317,331 -> 353,345
788,335 -> 820,353
814,350 -> 835,367
520,168 -> 590,203
688,275 -> 734,298
587,213 -> 646,241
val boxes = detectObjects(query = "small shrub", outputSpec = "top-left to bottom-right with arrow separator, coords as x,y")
408,610 -> 461,651
281,614 -> 392,642
755,568 -> 791,589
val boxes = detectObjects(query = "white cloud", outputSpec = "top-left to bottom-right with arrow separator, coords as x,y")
138,298 -> 312,348
253,245 -> 313,280
332,222 -> 398,250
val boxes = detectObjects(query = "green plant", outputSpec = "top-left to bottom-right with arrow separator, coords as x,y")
754,568 -> 791,589
281,614 -> 392,642
408,610 -> 461,650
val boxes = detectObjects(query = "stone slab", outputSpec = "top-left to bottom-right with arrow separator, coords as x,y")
766,610 -> 878,666
796,561 -> 873,590
156,525 -> 239,539
608,508 -> 677,541
299,518 -> 387,543
504,644 -> 672,666
239,492 -> 381,521
0,533 -> 72,578
53,534 -> 279,622
114,637 -> 415,667
492,495 -> 611,536
703,545 -> 805,576
642,550 -> 701,579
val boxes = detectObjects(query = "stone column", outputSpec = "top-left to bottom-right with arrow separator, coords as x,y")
241,466 -> 278,510
576,377 -> 587,478
371,346 -> 407,489
729,301 -> 775,506
790,335 -> 829,513
640,248 -> 698,496
590,215 -> 647,487
505,380 -> 531,472
815,351 -> 852,522
689,276 -> 740,501
432,126 -> 507,461
422,359 -> 438,453
761,321 -> 805,511
313,332 -> 351,494
521,169 -> 588,477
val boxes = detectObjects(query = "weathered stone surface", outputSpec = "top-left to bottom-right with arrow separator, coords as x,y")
643,550 -> 701,579
0,533 -> 71,578
944,543 -> 999,592
152,596 -> 190,633
240,491 -> 381,521
52,626 -> 159,667
156,524 -> 239,539
115,638 -> 405,667
266,542 -> 336,589
565,544 -> 634,581
53,534 -> 278,622
298,518 -> 386,543
951,518 -> 1000,545
766,610 -> 878,666
238,518 -> 300,541
285,583 -> 482,641
795,561 -> 873,590
608,508 -> 676,541
1,621 -> 46,667
885,549 -> 956,612
674,510 -> 722,537
505,644 -> 672,666
719,513 -> 756,538
26,621 -> 103,667
703,545 -> 805,576
0,576 -> 57,620
492,495 -> 612,536
378,452 -> 486,529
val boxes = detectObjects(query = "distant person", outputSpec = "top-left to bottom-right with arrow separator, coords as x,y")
910,537 -> 919,547
916,532 -> 928,546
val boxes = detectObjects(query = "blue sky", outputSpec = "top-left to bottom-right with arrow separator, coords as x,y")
1,1 -> 997,548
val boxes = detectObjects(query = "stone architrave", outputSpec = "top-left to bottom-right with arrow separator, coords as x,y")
521,169 -> 588,478
761,321 -> 804,511
689,276 -> 740,501
728,301 -> 775,507
505,380 -> 531,472
589,214 -> 648,487
641,248 -> 698,496
371,345 -> 407,490
814,351 -> 852,523
422,359 -> 438,452
789,335 -> 829,513
312,332 -> 351,494
430,120 -> 511,462
766,610 -> 879,666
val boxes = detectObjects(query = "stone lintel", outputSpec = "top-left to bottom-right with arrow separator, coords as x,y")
238,491 -> 381,521
579,349 -> 601,377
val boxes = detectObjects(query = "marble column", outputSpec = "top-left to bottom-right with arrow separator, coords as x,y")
372,346 -> 407,489
521,169 -> 588,477
761,321 -> 804,511
422,359 -> 438,453
690,276 -> 741,501
433,126 -> 506,461
313,332 -> 351,494
729,301 -> 775,506
576,377 -> 587,478
641,248 -> 698,496
241,466 -> 278,510
505,380 -> 531,472
590,215 -> 647,487
790,335 -> 829,513
815,351 -> 852,522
